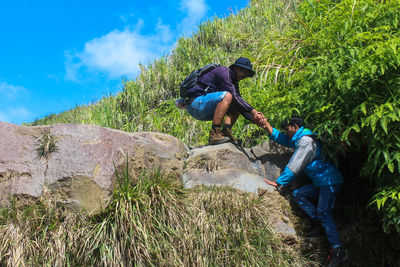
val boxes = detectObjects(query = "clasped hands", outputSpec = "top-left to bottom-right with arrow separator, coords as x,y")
252,110 -> 269,129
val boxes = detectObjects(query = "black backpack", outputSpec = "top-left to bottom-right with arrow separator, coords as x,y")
179,63 -> 221,100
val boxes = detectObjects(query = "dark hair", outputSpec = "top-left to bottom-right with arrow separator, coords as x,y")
281,116 -> 304,129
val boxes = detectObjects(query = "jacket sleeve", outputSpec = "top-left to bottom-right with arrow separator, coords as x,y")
217,68 -> 254,121
269,128 -> 292,148
276,166 -> 296,186
277,136 -> 316,186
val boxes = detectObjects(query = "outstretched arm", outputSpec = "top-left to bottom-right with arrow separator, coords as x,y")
261,118 -> 273,135
261,119 -> 292,148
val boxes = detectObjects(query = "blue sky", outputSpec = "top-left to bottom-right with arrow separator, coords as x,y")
0,0 -> 249,125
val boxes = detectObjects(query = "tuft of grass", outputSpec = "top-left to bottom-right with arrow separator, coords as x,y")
35,129 -> 58,160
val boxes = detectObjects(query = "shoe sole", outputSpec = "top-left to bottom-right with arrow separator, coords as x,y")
208,138 -> 230,145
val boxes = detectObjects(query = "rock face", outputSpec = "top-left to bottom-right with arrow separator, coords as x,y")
1,122 -> 297,238
183,142 -> 293,193
0,122 -> 186,214
182,141 -> 296,237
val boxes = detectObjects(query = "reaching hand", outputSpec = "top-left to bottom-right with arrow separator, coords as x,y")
255,118 -> 265,128
263,179 -> 278,187
263,179 -> 286,195
261,118 -> 273,135
259,117 -> 268,127
252,110 -> 265,126
251,110 -> 273,135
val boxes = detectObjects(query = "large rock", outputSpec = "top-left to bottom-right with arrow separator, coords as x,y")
250,141 -> 294,181
182,141 -> 297,238
0,122 -> 186,214
1,121 -> 299,239
183,141 -> 293,193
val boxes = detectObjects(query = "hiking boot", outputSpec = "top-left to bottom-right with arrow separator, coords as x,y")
325,247 -> 348,267
221,127 -> 238,144
208,127 -> 230,145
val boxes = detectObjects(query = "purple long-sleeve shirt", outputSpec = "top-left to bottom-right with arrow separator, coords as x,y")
186,66 -> 254,121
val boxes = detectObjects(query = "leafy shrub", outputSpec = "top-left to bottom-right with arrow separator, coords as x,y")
280,0 -> 400,233
249,0 -> 400,235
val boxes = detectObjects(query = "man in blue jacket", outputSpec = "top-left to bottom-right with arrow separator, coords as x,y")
262,117 -> 348,267
181,57 -> 265,145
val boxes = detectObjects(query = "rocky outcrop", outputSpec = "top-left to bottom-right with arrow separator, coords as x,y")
0,122 -> 297,238
183,141 -> 296,237
183,142 -> 293,194
0,122 -> 186,214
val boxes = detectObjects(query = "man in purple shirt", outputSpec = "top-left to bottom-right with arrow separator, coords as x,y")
183,57 -> 265,145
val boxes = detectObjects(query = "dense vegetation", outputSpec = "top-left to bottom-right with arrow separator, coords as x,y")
22,0 -> 400,264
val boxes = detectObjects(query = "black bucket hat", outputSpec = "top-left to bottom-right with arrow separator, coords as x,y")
230,57 -> 255,77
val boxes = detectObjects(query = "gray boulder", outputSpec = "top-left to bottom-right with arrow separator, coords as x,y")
0,122 -> 186,214
183,142 -> 293,193
182,141 -> 297,238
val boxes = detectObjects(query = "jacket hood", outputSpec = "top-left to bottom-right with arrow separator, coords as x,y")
291,126 -> 314,146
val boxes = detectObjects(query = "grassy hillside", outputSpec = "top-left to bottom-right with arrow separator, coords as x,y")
24,0 -> 400,264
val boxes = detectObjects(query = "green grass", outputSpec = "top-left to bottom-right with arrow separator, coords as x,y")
35,129 -> 58,160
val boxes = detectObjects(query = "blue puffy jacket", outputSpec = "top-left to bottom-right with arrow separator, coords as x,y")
269,126 -> 343,187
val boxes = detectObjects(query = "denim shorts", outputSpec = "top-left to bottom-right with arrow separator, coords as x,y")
187,91 -> 227,121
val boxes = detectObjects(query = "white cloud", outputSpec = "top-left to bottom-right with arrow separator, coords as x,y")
179,0 -> 208,34
64,50 -> 84,82
0,106 -> 32,124
64,1 -> 208,81
81,30 -> 156,76
10,106 -> 32,120
156,20 -> 173,42
0,82 -> 32,124
0,111 -> 8,122
0,81 -> 28,100
65,20 -> 173,80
